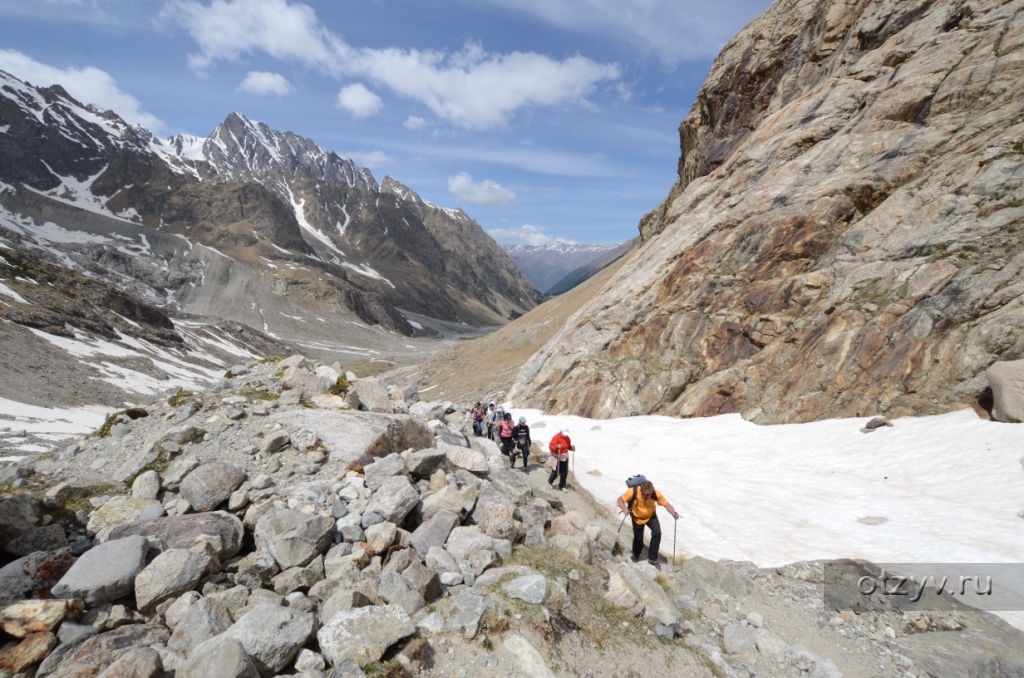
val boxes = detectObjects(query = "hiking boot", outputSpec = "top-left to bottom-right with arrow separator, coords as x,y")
560,487 -> 569,493
648,560 -> 660,570
630,555 -> 640,563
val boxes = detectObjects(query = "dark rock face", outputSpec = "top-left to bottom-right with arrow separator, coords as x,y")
514,0 -> 1024,424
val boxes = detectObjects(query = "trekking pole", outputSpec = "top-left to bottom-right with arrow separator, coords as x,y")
673,515 -> 678,562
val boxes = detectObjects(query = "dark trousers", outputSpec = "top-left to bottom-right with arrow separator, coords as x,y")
548,459 -> 568,488
632,514 -> 662,563
500,436 -> 513,457
513,445 -> 529,468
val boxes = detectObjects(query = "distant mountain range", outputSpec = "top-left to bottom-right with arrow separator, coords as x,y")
0,70 -> 542,344
501,242 -> 625,294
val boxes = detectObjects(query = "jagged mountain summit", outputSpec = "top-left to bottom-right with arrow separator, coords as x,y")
513,0 -> 1024,424
501,242 -> 618,294
0,73 -> 540,349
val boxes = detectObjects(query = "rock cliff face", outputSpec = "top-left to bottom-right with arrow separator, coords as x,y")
513,0 -> 1024,423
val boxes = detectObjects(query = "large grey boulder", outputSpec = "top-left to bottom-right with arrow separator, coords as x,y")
180,463 -> 247,512
214,604 -> 317,677
363,454 -> 408,492
723,623 -> 758,655
410,510 -> 459,559
254,507 -> 335,570
94,512 -> 245,559
131,471 -> 161,501
282,367 -> 326,399
163,456 -> 201,490
364,476 -> 419,524
404,448 -> 447,478
317,605 -> 415,668
444,526 -> 495,562
987,359 -> 1024,423
472,483 -> 517,541
615,563 -> 682,627
176,636 -> 259,678
420,482 -> 478,522
45,624 -> 169,678
94,647 -> 162,678
439,442 -> 488,474
469,437 -> 502,458
348,379 -> 391,413
445,590 -> 490,638
135,549 -> 212,612
409,402 -> 445,421
502,574 -> 549,605
270,410 -> 432,464
86,498 -> 162,536
51,535 -> 148,606
0,548 -> 74,604
168,598 -> 233,655
487,467 -> 533,504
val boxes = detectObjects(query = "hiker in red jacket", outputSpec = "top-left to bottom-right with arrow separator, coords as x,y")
547,428 -> 574,491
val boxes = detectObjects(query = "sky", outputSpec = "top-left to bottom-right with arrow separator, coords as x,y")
0,0 -> 772,246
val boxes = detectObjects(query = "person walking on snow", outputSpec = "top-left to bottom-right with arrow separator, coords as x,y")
511,415 -> 532,471
547,428 -> 574,491
616,480 -> 679,567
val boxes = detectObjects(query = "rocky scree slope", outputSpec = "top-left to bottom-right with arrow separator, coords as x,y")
513,0 -> 1024,423
0,72 -> 539,340
1,355 -> 1021,677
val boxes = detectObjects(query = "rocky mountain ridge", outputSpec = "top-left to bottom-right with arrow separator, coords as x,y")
501,242 -> 619,295
1,356 -> 1020,677
0,71 -> 540,348
512,0 -> 1024,423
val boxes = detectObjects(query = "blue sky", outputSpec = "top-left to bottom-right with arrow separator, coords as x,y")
0,0 -> 771,246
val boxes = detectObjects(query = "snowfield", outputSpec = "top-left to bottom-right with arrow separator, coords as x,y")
516,407 -> 1024,626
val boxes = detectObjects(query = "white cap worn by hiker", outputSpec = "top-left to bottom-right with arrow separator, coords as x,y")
519,416 -> 527,423
560,428 -> 569,435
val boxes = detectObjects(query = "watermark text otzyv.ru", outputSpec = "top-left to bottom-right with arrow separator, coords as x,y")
823,562 -> 1024,612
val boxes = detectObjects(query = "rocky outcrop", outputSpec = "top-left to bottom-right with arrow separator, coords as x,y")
513,0 -> 1024,423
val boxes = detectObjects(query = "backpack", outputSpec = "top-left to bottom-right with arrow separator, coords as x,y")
625,475 -> 647,513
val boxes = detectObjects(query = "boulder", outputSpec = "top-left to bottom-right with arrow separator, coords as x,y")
4,524 -> 68,557
131,470 -> 161,501
502,574 -> 549,605
95,512 -> 245,560
445,526 -> 495,562
439,442 -> 488,474
445,590 -> 490,638
0,631 -> 57,674
0,548 -> 74,603
364,522 -> 398,554
348,379 -> 391,413
254,507 -> 335,570
469,437 -> 502,458
135,549 -> 212,612
112,447 -> 159,484
163,456 -> 201,490
179,463 -> 247,512
52,535 -> 148,606
409,510 -> 459,559
86,497 -> 163,535
317,605 -> 415,668
615,563 -> 682,627
270,410 -> 432,465
409,402 -> 445,420
46,623 -> 169,678
723,623 -> 758,655
472,483 -> 517,541
425,545 -> 460,575
404,448 -> 447,478
549,534 -> 592,564
363,454 -> 408,492
420,482 -> 478,522
213,604 -> 317,677
176,633 -> 259,678
262,431 -> 291,455
487,467 -> 533,504
0,599 -> 81,638
94,647 -> 162,678
988,359 -> 1024,423
282,367 -> 325,399
364,476 -> 420,525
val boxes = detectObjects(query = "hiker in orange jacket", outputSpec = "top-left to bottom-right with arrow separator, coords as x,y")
616,480 -> 679,567
547,428 -> 574,491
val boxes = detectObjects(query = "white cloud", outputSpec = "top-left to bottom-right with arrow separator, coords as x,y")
336,83 -> 383,119
448,172 -> 516,206
345,150 -> 392,169
165,0 -> 620,129
470,0 -> 774,66
0,49 -> 164,132
237,70 -> 292,96
488,224 -> 576,246
403,115 -> 429,130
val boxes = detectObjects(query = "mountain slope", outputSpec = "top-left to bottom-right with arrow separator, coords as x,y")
0,73 -> 540,347
502,242 -> 615,293
512,0 -> 1024,423
545,238 -> 637,296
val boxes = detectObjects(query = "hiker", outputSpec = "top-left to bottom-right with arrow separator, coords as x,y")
485,402 -> 499,440
617,480 -> 679,567
511,415 -> 532,471
471,402 -> 485,437
547,428 -> 574,491
498,412 -> 515,458
491,403 -> 506,443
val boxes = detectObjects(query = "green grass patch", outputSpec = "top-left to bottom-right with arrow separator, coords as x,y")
92,411 -> 125,438
167,389 -> 194,407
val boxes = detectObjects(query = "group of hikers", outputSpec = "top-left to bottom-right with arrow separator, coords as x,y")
470,401 -> 680,568
470,401 -> 573,491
